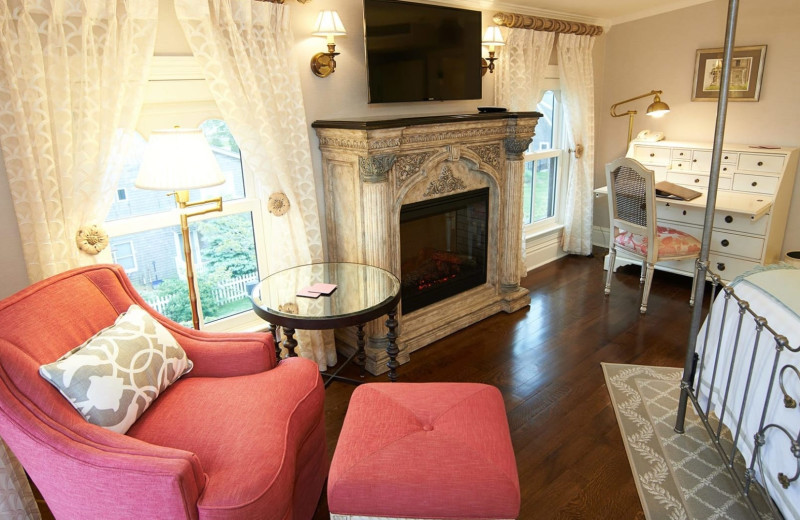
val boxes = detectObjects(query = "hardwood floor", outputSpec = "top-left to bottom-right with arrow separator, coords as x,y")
313,250 -> 705,519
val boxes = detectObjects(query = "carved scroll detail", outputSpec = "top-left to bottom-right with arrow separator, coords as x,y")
423,165 -> 467,197
493,12 -> 604,36
394,152 -> 433,187
468,144 -> 501,168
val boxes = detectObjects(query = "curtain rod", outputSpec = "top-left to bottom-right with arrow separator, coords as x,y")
492,12 -> 603,36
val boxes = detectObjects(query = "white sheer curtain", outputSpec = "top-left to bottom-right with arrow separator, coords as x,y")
174,0 -> 335,370
0,0 -> 157,283
494,28 -> 555,111
557,33 -> 595,255
494,28 -> 555,276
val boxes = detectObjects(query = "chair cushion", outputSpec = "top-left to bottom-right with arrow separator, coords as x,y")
39,304 -> 192,434
328,383 -> 519,519
126,357 -> 324,520
615,226 -> 701,258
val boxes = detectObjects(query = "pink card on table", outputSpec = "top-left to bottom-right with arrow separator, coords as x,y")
296,287 -> 322,298
308,283 -> 337,295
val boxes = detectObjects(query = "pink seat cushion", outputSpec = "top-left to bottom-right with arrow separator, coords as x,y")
127,357 -> 325,520
615,226 -> 701,258
328,383 -> 519,519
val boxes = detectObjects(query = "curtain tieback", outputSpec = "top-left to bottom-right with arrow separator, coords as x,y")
569,144 -> 584,159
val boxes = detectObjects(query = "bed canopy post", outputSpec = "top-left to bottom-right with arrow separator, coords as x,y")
675,0 -> 740,434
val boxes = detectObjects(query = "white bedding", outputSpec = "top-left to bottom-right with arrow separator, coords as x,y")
695,265 -> 800,520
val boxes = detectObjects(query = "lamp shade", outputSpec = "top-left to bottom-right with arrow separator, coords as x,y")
312,10 -> 346,36
482,26 -> 505,47
646,94 -> 670,118
135,128 -> 225,191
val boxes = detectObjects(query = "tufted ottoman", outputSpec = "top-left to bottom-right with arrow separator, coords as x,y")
328,383 -> 520,520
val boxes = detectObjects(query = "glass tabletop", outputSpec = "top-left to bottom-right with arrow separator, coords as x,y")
250,262 -> 401,329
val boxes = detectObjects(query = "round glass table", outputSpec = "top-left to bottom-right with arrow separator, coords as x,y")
250,262 -> 402,383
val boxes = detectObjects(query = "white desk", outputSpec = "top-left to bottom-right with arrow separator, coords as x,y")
598,140 -> 798,281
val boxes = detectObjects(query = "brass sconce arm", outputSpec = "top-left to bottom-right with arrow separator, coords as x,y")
610,90 -> 663,117
610,90 -> 669,145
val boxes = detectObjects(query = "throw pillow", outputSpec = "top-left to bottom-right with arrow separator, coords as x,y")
39,304 -> 193,434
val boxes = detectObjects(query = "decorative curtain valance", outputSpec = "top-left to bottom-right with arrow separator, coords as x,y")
493,12 -> 603,36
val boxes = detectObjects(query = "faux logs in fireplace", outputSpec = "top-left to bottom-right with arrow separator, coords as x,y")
399,188 -> 489,314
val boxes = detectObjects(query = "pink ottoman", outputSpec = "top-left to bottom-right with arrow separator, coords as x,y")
328,383 -> 520,520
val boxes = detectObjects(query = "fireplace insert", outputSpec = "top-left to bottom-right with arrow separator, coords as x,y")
399,188 -> 489,314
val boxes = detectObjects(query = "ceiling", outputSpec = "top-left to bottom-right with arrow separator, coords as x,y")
463,0 -> 716,26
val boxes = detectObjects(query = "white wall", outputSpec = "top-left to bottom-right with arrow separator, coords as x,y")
596,0 -> 800,255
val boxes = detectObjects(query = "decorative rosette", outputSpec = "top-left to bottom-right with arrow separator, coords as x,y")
75,225 -> 109,255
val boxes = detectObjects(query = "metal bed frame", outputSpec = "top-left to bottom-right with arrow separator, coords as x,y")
673,1 -> 798,517
677,262 -> 798,518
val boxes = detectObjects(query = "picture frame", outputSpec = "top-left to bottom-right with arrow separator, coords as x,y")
692,45 -> 766,101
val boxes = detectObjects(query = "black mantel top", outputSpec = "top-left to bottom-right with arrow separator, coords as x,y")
311,111 -> 543,131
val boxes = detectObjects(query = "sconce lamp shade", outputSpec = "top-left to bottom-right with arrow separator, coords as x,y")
312,10 -> 346,37
135,128 -> 225,191
482,26 -> 505,48
646,93 -> 670,118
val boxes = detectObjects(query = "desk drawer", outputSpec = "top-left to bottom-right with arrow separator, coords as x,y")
713,211 -> 769,235
721,151 -> 739,164
657,201 -> 705,226
738,153 -> 784,173
732,173 -> 779,195
709,231 -> 763,260
633,145 -> 670,164
691,150 -> 712,171
708,254 -> 760,280
666,171 -> 732,190
671,148 -> 692,161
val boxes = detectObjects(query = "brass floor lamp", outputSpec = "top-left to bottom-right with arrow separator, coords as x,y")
610,90 -> 670,145
135,128 -> 225,330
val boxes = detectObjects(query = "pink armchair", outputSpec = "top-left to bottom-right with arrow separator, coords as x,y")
0,264 -> 326,519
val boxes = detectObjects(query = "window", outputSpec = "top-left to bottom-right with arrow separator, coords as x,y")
103,57 -> 267,331
522,82 -> 568,234
116,188 -> 127,201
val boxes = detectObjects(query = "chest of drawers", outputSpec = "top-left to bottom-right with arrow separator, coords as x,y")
617,140 -> 799,280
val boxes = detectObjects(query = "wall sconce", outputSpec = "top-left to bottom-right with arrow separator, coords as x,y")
610,90 -> 670,145
310,10 -> 346,78
481,26 -> 505,76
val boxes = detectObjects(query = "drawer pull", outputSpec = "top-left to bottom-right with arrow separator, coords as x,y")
694,178 -> 700,183
682,210 -> 687,216
678,163 -> 683,168
721,239 -> 730,247
751,181 -> 758,187
724,155 -> 729,160
693,159 -> 697,162
717,262 -> 726,271
758,161 -> 764,166
723,167 -> 728,172
725,215 -> 733,223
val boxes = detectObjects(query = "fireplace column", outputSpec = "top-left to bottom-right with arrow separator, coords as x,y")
500,135 -> 533,292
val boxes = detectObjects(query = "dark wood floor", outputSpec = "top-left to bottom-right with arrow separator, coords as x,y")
313,250 -> 705,520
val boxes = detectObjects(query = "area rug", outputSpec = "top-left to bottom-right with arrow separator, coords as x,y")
602,363 -> 773,520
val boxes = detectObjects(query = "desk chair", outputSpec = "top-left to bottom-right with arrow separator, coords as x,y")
604,157 -> 701,313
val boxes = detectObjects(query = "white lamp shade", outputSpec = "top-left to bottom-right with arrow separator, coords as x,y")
482,26 -> 505,47
312,10 -> 346,36
135,128 -> 225,191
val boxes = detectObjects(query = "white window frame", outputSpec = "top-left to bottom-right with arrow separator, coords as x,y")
111,241 -> 138,273
523,67 -> 570,239
102,56 -> 269,333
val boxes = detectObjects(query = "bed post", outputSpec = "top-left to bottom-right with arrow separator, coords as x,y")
675,0 -> 740,434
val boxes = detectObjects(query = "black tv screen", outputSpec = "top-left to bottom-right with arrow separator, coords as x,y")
363,0 -> 482,103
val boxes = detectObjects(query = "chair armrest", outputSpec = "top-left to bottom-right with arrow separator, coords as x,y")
157,324 -> 277,378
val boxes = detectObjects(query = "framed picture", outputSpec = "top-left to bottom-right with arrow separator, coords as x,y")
692,45 -> 766,101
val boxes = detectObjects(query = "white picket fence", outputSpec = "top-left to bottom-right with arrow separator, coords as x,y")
144,273 -> 259,315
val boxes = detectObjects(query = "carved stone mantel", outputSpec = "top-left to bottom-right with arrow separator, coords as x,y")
313,112 -> 541,375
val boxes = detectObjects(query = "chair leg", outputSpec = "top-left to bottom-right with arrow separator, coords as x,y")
640,262 -> 655,314
604,247 -> 617,296
639,260 -> 646,284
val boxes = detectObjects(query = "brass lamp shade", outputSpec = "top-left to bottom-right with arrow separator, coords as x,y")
646,94 -> 670,118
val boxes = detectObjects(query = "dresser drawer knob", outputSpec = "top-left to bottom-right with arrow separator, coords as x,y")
717,262 -> 726,271
721,239 -> 730,247
693,159 -> 697,162
758,161 -> 764,166
724,155 -> 729,160
723,167 -> 728,172
725,215 -> 733,223
694,178 -> 700,183
650,152 -> 655,157
751,181 -> 758,187
682,210 -> 687,216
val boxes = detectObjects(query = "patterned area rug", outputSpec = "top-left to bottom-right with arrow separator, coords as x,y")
602,363 -> 774,520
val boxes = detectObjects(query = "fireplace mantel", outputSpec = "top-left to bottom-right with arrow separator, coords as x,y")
314,112 -> 541,375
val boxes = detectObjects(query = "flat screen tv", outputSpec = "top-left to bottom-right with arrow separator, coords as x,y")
363,0 -> 482,104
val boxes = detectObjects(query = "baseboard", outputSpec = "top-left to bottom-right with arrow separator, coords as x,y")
524,227 -> 566,273
592,225 -> 609,249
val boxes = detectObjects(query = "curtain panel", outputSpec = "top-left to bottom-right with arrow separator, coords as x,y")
557,33 -> 595,256
0,0 -> 157,282
173,0 -> 335,369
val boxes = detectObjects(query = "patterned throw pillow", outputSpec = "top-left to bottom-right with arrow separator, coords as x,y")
39,304 -> 193,434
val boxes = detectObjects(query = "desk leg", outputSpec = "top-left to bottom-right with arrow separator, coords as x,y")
385,307 -> 398,382
284,327 -> 298,357
356,324 -> 366,377
268,324 -> 281,360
